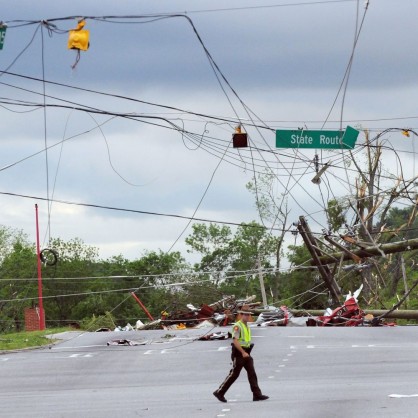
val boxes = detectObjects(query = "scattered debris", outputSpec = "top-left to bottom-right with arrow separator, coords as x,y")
305,285 -> 394,327
198,332 -> 231,341
106,339 -> 148,346
114,323 -> 134,332
124,286 -> 400,331
254,306 -> 289,327
306,295 -> 365,326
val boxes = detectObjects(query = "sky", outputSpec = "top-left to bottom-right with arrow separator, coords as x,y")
1,0 -> 417,264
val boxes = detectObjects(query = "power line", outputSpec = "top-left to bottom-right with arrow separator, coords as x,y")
0,190 -> 289,232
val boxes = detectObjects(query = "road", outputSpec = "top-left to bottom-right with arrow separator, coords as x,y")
1,326 -> 418,417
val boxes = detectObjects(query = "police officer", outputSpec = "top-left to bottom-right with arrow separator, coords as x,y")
213,308 -> 269,403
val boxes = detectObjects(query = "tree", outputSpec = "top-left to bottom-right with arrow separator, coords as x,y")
0,230 -> 36,332
185,223 -> 232,284
41,237 -> 100,325
246,170 -> 289,301
185,222 -> 279,303
128,250 -> 191,318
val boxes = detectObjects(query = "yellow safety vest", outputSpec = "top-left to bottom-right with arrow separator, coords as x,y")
233,320 -> 251,348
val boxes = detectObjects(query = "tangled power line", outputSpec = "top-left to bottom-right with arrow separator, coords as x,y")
1,4 -> 417,325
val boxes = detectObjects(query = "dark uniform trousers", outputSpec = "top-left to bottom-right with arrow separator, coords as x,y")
217,345 -> 262,397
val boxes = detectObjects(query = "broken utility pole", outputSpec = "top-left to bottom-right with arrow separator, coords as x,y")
310,237 -> 418,266
297,216 -> 342,306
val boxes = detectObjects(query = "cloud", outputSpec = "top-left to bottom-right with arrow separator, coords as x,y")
1,0 -> 418,264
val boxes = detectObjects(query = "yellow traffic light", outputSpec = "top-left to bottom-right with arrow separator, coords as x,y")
68,20 -> 89,51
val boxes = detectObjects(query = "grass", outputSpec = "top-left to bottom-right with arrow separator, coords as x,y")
0,327 -> 73,351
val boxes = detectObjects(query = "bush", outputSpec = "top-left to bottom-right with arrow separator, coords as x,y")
80,312 -> 116,331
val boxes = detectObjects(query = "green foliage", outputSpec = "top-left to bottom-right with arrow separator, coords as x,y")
1,199 -> 418,331
0,228 -> 36,332
185,221 -> 279,302
80,312 -> 116,331
326,199 -> 346,231
383,206 -> 418,240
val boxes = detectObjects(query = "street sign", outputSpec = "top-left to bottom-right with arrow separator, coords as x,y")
276,125 -> 359,149
0,26 -> 6,50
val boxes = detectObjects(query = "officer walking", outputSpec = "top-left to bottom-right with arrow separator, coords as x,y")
213,307 -> 269,403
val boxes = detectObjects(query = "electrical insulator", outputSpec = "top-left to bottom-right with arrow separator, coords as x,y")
68,20 -> 90,51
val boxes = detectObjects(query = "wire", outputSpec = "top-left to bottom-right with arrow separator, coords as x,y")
0,190 -> 290,231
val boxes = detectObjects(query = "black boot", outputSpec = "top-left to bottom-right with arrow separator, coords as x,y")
253,394 -> 269,401
213,391 -> 227,403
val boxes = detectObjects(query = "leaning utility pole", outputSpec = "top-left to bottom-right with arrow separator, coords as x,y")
297,216 -> 341,306
310,237 -> 418,266
257,256 -> 268,308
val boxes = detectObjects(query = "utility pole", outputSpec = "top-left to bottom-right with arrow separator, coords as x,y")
35,204 -> 45,330
297,216 -> 341,306
257,256 -> 268,308
401,256 -> 409,306
310,237 -> 418,265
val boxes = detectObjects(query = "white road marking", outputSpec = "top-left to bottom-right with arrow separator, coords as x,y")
52,344 -> 102,350
218,346 -> 229,351
268,376 -> 275,379
169,337 -> 194,341
69,353 -> 95,358
389,394 -> 418,398
222,408 -> 231,411
288,335 -> 314,338
0,358 -> 9,362
307,345 -> 315,349
144,350 -> 154,355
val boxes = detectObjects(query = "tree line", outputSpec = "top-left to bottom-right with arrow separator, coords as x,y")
0,203 -> 417,332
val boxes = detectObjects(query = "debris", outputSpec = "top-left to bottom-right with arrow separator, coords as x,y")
306,295 -> 365,326
193,320 -> 217,329
304,285 -> 392,327
153,295 -> 262,329
254,306 -> 289,326
107,339 -> 148,346
198,332 -> 231,341
114,323 -> 134,332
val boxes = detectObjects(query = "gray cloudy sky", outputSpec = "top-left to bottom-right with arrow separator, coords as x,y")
1,0 -> 417,262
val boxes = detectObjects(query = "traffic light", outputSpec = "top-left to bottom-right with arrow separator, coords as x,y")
233,125 -> 248,148
68,20 -> 89,51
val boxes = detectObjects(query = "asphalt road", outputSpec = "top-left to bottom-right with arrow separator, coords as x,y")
1,326 -> 418,417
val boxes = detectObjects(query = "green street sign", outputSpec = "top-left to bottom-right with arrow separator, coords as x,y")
0,27 -> 6,50
276,125 -> 359,149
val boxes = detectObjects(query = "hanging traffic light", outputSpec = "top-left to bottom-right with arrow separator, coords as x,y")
233,125 -> 248,148
68,20 -> 89,51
